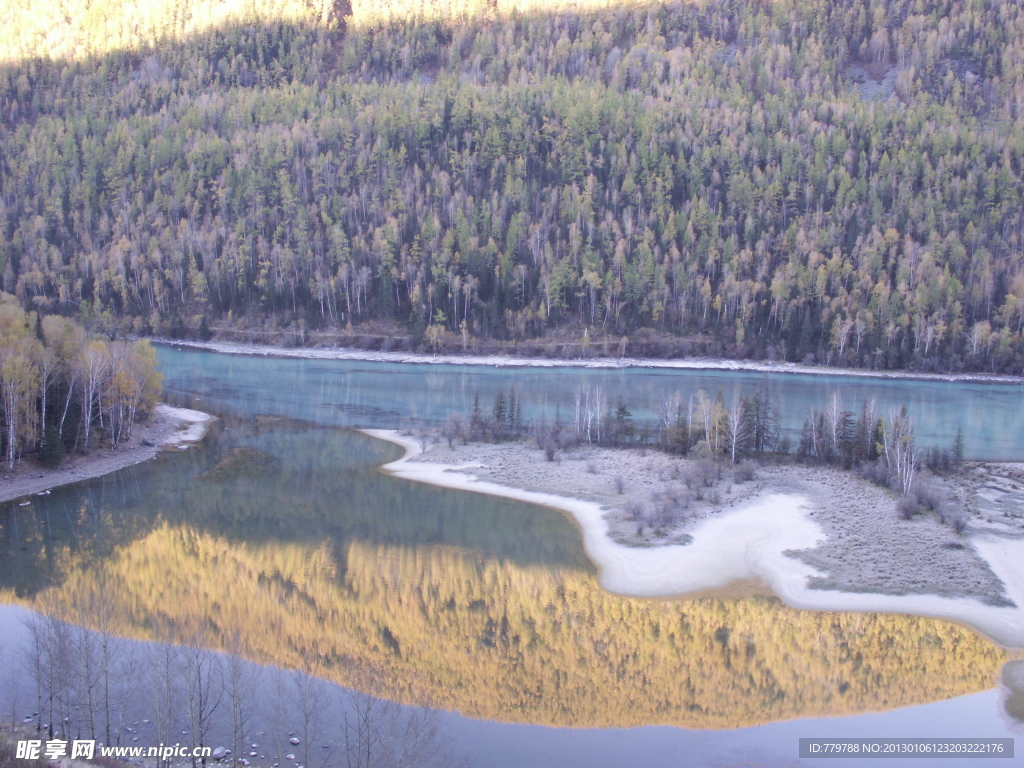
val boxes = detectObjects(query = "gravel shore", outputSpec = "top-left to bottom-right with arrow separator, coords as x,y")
0,404 -> 213,504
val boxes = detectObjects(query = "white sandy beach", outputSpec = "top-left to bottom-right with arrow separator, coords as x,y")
160,339 -> 1024,385
365,429 -> 1024,648
0,404 -> 213,504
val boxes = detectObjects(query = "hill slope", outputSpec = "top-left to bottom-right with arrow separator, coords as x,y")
1,0 -> 1023,371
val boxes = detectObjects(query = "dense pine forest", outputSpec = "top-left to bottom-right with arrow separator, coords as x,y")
1,0 -> 1023,371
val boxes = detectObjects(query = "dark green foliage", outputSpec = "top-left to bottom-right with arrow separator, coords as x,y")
38,424 -> 66,467
507,387 -> 522,434
470,393 -> 484,439
740,388 -> 781,456
169,315 -> 186,340
610,400 -> 635,446
953,428 -> 966,472
926,425 -> 966,474
475,388 -> 527,441
869,419 -> 885,462
492,391 -> 507,430
801,398 -> 883,469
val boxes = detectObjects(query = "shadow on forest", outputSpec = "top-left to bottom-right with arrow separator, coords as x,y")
0,0 -> 741,131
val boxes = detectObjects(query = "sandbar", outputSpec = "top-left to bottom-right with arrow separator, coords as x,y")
364,429 -> 1024,648
160,339 -> 1024,384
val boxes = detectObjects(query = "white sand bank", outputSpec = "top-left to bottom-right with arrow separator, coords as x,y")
365,429 -> 1024,648
156,403 -> 214,446
160,339 -> 1024,384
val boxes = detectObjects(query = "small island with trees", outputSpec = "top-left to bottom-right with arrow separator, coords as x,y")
367,383 -> 1024,645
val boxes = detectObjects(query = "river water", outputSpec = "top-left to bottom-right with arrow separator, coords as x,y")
0,346 -> 1021,767
157,347 -> 1023,460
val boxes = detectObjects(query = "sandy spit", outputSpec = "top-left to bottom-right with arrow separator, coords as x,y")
158,339 -> 1024,385
0,404 -> 213,504
364,429 -> 1024,648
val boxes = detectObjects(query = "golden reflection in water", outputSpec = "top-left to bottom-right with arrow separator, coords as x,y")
5,522 -> 1009,730
1003,660 -> 1024,730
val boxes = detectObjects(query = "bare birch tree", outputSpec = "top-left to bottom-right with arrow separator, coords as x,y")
291,664 -> 332,768
340,671 -> 454,768
658,391 -> 683,447
224,634 -> 260,768
265,667 -> 291,768
70,611 -> 102,740
78,341 -> 109,453
882,406 -> 918,494
21,612 -> 46,735
726,396 -> 747,465
2,346 -> 39,470
1,625 -> 21,727
150,626 -> 183,768
824,392 -> 844,460
181,628 -> 223,768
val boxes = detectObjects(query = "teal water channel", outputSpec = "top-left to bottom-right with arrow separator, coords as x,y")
157,346 -> 1023,460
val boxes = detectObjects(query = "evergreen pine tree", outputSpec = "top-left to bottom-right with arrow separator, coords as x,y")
507,388 -> 517,433
493,391 -> 507,438
470,393 -> 484,439
953,427 -> 965,472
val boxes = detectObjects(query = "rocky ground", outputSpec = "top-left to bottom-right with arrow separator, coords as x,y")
408,436 -> 1016,607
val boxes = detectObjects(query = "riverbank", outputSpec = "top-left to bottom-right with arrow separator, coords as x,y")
158,339 -> 1024,385
365,429 -> 1024,648
0,404 -> 213,504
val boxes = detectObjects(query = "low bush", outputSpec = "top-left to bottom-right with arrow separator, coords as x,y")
914,479 -> 945,512
859,459 -> 889,487
734,460 -> 758,482
898,493 -> 921,519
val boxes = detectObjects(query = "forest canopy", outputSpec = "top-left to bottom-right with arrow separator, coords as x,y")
1,0 -> 1023,371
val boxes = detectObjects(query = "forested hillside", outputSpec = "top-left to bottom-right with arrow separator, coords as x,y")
1,0 -> 1023,371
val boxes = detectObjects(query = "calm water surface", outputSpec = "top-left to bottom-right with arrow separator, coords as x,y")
0,348 -> 1021,766
157,347 -> 1024,460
